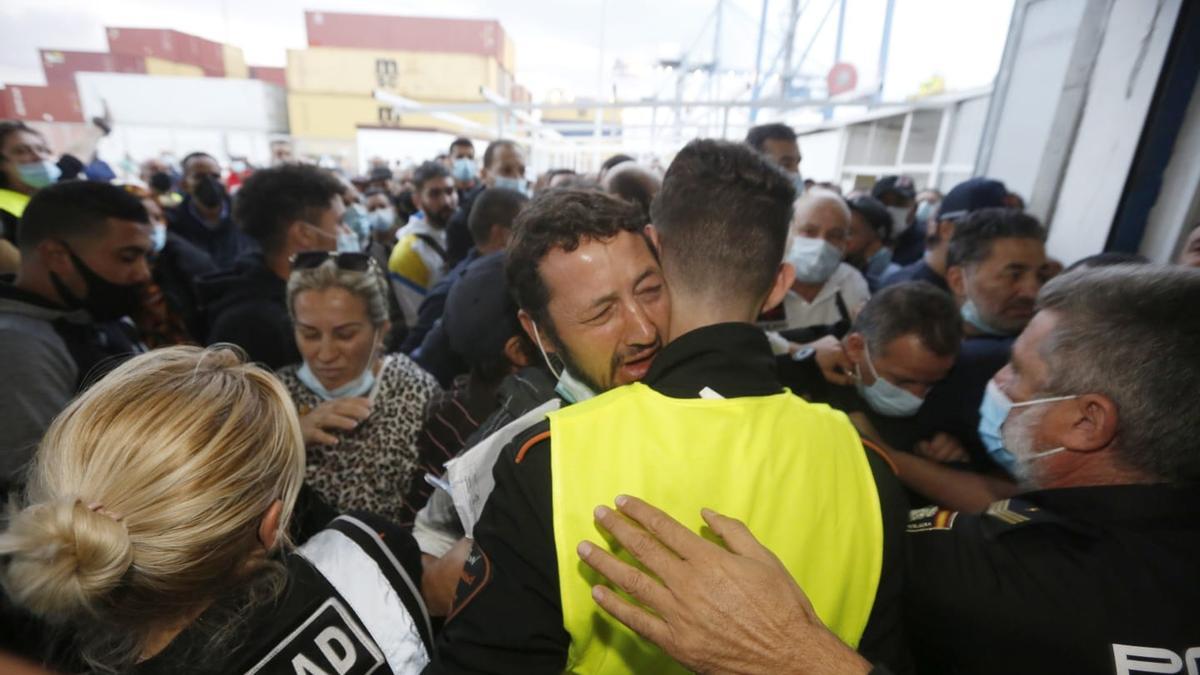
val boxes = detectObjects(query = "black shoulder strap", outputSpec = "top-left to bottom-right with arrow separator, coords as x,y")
325,516 -> 435,654
413,233 -> 448,262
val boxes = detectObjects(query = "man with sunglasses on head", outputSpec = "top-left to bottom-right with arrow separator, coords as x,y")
0,180 -> 151,499
198,163 -> 349,370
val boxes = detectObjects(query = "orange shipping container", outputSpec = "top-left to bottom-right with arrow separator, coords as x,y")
0,85 -> 84,123
305,11 -> 514,73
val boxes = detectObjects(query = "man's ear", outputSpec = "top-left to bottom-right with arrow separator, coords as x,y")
946,265 -> 967,302
842,332 -> 866,363
504,334 -> 531,369
36,238 -> 71,275
286,220 -> 311,253
761,262 -> 795,314
1059,394 -> 1119,454
517,309 -> 553,354
258,499 -> 284,550
644,224 -> 661,256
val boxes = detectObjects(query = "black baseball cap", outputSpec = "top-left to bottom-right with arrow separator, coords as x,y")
937,177 -> 1009,222
444,251 -> 522,368
871,175 -> 916,202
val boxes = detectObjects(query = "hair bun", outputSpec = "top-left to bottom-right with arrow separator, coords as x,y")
0,498 -> 133,619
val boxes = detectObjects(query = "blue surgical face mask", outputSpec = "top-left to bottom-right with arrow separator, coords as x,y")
452,157 -> 478,182
978,379 -> 1077,475
914,200 -> 937,228
855,342 -> 924,417
297,329 -> 382,402
150,222 -> 167,254
336,227 -> 362,253
961,299 -> 1011,337
787,236 -> 843,284
493,175 -> 529,195
343,204 -> 369,240
791,172 -> 805,194
18,159 -> 61,189
530,320 -> 597,404
369,207 -> 396,232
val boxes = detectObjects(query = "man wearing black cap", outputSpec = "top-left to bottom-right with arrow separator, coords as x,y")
881,177 -> 1009,293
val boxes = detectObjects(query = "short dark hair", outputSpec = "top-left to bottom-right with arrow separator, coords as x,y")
18,180 -> 148,253
946,207 -> 1046,269
181,151 -> 217,172
450,137 -> 474,153
1037,266 -> 1200,481
1064,251 -> 1149,272
600,154 -> 634,173
745,123 -> 797,152
412,160 -> 451,192
482,140 -> 518,171
853,282 -> 963,359
650,139 -> 794,306
606,165 -> 659,221
506,189 -> 649,330
234,163 -> 343,254
847,194 -> 893,242
468,187 -> 528,247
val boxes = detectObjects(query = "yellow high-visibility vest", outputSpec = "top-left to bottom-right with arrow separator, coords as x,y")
548,382 -> 884,674
0,188 -> 30,219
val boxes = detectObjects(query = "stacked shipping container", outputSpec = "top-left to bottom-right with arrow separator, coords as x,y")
287,11 -> 522,143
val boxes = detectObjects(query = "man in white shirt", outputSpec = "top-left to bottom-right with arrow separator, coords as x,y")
763,188 -> 869,354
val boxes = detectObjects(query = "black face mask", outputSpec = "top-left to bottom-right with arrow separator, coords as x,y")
193,174 -> 227,210
149,171 -> 173,194
49,243 -> 144,322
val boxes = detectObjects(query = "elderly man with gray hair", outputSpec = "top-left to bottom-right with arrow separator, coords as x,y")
576,265 -> 1200,675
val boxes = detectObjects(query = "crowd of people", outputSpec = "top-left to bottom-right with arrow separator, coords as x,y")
0,113 -> 1198,675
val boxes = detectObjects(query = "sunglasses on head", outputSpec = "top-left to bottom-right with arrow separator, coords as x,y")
289,251 -> 377,272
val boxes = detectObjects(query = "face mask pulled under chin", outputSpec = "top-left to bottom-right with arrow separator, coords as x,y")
298,330 -> 383,402
530,320 -> 597,404
49,243 -> 144,321
888,206 -> 912,238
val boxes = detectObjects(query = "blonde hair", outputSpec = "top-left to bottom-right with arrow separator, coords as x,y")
0,345 -> 305,670
287,258 -> 390,327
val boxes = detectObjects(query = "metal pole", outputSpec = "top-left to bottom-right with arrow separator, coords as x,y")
876,0 -> 896,103
750,0 -> 769,123
824,0 -> 847,120
593,0 -> 608,169
780,0 -> 800,100
710,0 -> 723,134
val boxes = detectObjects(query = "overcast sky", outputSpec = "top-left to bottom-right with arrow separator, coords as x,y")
0,0 -> 1014,101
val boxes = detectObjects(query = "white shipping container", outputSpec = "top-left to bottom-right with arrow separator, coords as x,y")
75,72 -> 288,132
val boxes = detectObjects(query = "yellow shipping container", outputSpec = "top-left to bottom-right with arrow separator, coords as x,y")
288,92 -> 496,140
144,57 -> 205,78
286,47 -> 500,101
223,44 -> 249,79
503,34 -> 516,75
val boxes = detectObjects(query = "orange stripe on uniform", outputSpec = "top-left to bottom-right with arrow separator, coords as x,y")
515,431 -> 552,464
860,438 -> 899,477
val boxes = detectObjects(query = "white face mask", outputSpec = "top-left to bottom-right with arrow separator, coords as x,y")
297,328 -> 383,402
787,236 -> 842,284
529,320 -> 597,404
887,206 -> 912,238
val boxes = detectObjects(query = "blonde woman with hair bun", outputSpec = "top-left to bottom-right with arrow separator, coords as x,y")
0,345 -> 433,674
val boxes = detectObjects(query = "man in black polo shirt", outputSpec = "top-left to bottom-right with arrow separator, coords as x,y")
781,281 -> 961,457
912,208 -> 1055,472
430,140 -> 909,674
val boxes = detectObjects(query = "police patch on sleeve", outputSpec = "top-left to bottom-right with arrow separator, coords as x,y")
245,597 -> 387,675
447,541 -> 492,621
907,505 -> 959,532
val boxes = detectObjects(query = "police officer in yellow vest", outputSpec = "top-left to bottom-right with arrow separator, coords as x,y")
430,140 -> 909,674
